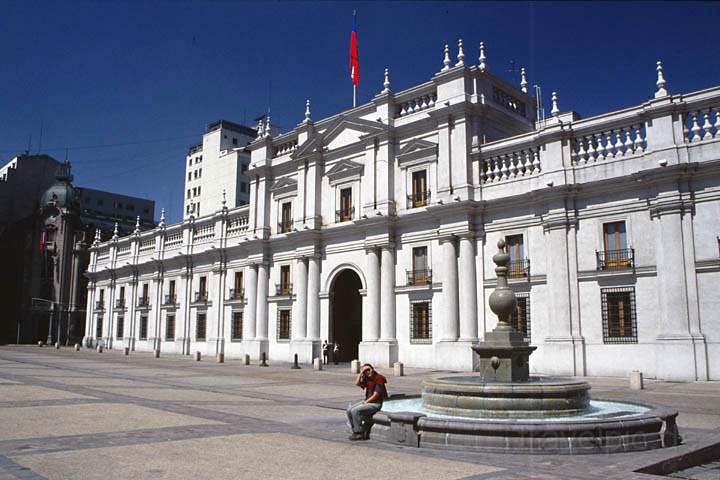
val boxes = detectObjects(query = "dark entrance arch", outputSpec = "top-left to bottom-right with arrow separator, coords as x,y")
330,269 -> 363,362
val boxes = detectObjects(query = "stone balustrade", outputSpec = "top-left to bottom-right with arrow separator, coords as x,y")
481,146 -> 541,183
395,87 -> 437,118
273,137 -> 299,157
684,107 -> 720,143
572,124 -> 646,165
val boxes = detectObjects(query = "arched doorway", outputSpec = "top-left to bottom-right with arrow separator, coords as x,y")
330,269 -> 363,362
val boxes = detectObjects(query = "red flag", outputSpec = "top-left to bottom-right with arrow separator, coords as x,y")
349,12 -> 359,86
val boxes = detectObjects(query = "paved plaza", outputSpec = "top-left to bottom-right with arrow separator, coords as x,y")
0,346 -> 718,479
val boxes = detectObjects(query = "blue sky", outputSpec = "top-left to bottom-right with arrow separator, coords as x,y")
2,1 -> 719,223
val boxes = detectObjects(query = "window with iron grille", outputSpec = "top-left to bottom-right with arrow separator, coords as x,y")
96,315 -> 103,338
410,301 -> 432,343
277,309 -> 291,341
510,293 -> 531,342
601,287 -> 637,344
139,315 -> 148,340
232,312 -> 243,340
166,315 -> 175,341
116,316 -> 124,339
196,313 -> 207,340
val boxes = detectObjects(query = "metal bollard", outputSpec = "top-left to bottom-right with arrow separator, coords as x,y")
630,370 -> 644,390
74,344 -> 80,351
217,353 -> 224,363
37,341 -> 43,347
123,347 -> 130,356
313,357 -> 323,371
291,353 -> 301,369
194,351 -> 201,362
154,349 -> 160,358
260,352 -> 268,367
55,342 -> 60,349
96,345 -> 103,353
393,362 -> 404,377
350,359 -> 360,374
243,354 -> 250,366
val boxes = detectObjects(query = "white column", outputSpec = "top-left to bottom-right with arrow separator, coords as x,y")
244,265 -> 258,339
256,262 -> 269,339
441,237 -> 459,341
656,209 -> 690,336
306,255 -> 321,340
128,280 -> 138,350
294,257 -> 308,339
458,235 -> 478,341
365,248 -> 381,341
214,268 -> 226,354
379,246 -> 396,341
84,285 -> 95,346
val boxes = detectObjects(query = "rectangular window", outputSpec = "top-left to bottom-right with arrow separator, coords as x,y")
411,247 -> 430,285
141,283 -> 149,305
339,187 -> 353,221
240,182 -> 247,193
510,293 -> 531,342
410,170 -> 428,207
188,159 -> 192,167
232,312 -> 243,340
505,234 -> 528,277
233,271 -> 243,299
232,137 -> 238,145
601,221 -> 631,269
96,315 -> 103,338
410,301 -> 432,343
166,315 -> 175,341
280,202 -> 292,233
198,276 -> 207,302
277,309 -> 291,341
196,313 -> 207,340
139,315 -> 148,340
280,265 -> 291,295
169,280 -> 176,299
197,186 -> 201,195
187,189 -> 191,198
187,172 -> 192,181
601,287 -> 637,343
116,316 -> 124,339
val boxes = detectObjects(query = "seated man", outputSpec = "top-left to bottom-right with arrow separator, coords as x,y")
346,363 -> 387,441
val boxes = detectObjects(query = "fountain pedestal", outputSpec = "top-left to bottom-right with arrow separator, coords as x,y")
474,329 -> 536,382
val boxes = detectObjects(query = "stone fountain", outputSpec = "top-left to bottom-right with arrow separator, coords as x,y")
373,240 -> 680,454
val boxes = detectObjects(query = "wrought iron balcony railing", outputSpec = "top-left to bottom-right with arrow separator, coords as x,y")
228,288 -> 244,301
194,291 -> 208,303
114,299 -> 125,309
407,191 -> 431,209
596,248 -> 635,270
137,297 -> 150,307
335,207 -> 354,223
275,283 -> 293,296
406,269 -> 432,286
278,220 -> 293,234
164,294 -> 177,305
507,259 -> 531,278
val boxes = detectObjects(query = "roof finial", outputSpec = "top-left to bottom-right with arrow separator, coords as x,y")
304,99 -> 311,122
133,216 -> 141,235
112,222 -> 119,240
550,91 -> 560,117
442,44 -> 451,71
520,67 -> 528,94
382,68 -> 391,94
478,41 -> 487,72
655,60 -> 668,98
158,209 -> 165,228
264,113 -> 271,138
256,118 -> 264,138
455,39 -> 465,67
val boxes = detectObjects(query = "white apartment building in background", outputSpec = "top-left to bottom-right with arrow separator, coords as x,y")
183,119 -> 256,218
85,41 -> 720,382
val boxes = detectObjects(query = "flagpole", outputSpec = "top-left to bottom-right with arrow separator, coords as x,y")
353,85 -> 356,108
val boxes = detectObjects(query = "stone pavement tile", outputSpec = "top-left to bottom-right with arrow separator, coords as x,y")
11,432 -> 501,480
199,403 -> 346,424
173,375 -> 277,388
0,380 -> 19,385
246,382 -> 363,399
0,403 -> 220,441
0,385 -> 93,402
29,376 -> 158,387
89,386 -> 254,402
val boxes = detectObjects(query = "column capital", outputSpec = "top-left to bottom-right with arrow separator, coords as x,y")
437,233 -> 458,244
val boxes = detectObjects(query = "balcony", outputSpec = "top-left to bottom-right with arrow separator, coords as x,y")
596,249 -> 635,271
507,259 -> 531,278
278,220 -> 293,234
95,300 -> 105,310
406,269 -> 432,286
407,191 -> 430,209
228,288 -> 244,301
336,207 -> 354,223
115,298 -> 125,309
164,294 -> 177,305
137,297 -> 150,308
275,283 -> 293,296
194,291 -> 208,303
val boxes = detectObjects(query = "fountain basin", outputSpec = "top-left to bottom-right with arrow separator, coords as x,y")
422,376 -> 590,418
374,395 -> 680,454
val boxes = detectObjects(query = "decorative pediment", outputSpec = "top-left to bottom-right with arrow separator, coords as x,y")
291,136 -> 323,159
396,138 -> 438,168
325,158 -> 364,186
321,116 -> 386,151
268,176 -> 298,197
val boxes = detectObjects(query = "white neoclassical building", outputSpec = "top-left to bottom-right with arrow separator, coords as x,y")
85,41 -> 720,381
